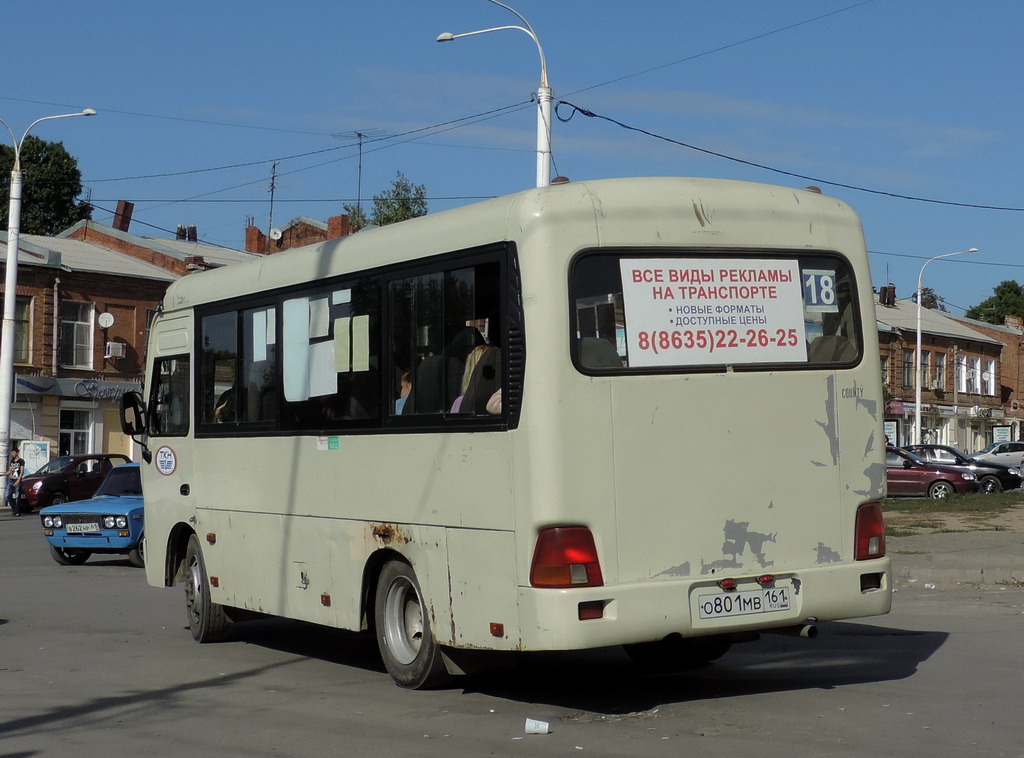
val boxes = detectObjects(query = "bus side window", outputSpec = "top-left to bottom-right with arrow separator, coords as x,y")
200,312 -> 238,425
150,356 -> 190,436
279,279 -> 381,430
389,260 -> 502,418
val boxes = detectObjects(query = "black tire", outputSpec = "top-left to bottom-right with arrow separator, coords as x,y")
928,480 -> 955,499
127,533 -> 145,568
979,476 -> 1002,495
375,560 -> 452,689
184,534 -> 229,642
49,493 -> 68,506
624,636 -> 732,672
49,545 -> 91,566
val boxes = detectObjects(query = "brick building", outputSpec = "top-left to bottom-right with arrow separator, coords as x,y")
0,218 -> 258,468
947,313 -> 1024,440
244,214 -> 356,255
876,289 -> 1005,451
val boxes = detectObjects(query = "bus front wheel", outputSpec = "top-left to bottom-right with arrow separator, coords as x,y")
184,534 -> 229,643
374,560 -> 452,689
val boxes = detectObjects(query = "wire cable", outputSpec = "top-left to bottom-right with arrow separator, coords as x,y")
555,100 -> 1024,213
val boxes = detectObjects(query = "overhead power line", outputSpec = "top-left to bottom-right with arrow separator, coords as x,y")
554,101 -> 1024,213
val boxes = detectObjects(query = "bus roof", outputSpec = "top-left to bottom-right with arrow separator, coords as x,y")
158,176 -> 861,312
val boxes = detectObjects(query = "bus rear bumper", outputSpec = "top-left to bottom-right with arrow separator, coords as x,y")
515,557 -> 891,651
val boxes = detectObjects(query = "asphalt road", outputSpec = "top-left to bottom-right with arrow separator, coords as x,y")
2,512 -> 1022,757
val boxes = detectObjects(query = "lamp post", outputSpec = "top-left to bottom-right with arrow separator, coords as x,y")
0,108 -> 96,492
914,247 -> 978,445
437,0 -> 551,188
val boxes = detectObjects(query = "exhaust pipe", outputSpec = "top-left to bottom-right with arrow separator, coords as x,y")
765,623 -> 818,639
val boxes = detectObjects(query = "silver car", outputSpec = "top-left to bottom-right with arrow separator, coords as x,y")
971,441 -> 1024,467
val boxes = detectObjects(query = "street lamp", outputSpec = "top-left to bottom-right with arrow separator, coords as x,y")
437,0 -> 551,188
0,108 -> 96,491
914,247 -> 978,445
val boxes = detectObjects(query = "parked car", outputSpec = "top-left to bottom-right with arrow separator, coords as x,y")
970,441 -> 1024,468
18,453 -> 131,513
885,447 -> 980,499
39,463 -> 144,567
904,444 -> 1022,494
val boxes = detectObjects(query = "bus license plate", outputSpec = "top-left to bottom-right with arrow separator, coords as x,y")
67,523 -> 99,534
697,587 -> 791,620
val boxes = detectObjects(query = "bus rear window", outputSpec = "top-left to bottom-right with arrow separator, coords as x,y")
571,252 -> 861,372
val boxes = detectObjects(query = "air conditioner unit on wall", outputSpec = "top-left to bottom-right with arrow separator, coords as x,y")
104,341 -> 126,359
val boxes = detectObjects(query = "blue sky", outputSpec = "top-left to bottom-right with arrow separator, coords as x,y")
3,0 -> 1021,314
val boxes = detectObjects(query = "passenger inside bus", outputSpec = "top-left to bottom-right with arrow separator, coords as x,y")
450,344 -> 497,413
459,346 -> 501,415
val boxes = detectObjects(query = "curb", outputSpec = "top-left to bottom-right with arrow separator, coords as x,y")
888,530 -> 1024,588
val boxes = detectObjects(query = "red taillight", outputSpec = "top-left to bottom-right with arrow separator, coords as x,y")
530,527 -> 604,588
855,502 -> 886,560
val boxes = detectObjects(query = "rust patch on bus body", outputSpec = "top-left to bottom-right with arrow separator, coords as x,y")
371,523 -> 410,544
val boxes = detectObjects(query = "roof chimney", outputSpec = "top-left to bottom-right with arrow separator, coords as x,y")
112,200 -> 134,232
187,225 -> 198,242
176,224 -> 187,240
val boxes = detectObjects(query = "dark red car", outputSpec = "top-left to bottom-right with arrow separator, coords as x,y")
886,447 -> 980,499
18,454 -> 132,513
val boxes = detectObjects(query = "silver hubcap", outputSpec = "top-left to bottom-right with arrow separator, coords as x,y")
186,556 -> 202,624
383,576 -> 423,665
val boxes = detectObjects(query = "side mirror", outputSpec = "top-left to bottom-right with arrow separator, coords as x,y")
903,460 -> 913,469
120,391 -> 153,464
120,391 -> 148,436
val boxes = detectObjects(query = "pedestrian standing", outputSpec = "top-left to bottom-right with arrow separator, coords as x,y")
5,446 -> 26,516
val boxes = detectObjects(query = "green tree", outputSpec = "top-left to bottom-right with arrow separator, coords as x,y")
345,171 -> 427,230
0,135 -> 91,235
917,286 -> 946,311
964,280 -> 1024,324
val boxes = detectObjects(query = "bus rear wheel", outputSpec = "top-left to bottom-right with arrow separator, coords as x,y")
624,635 -> 732,672
375,560 -> 452,689
184,534 -> 229,642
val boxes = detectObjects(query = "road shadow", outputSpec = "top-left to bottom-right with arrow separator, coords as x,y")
221,616 -> 388,675
229,617 -> 947,714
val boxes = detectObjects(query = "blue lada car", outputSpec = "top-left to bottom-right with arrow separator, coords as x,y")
40,463 -> 144,568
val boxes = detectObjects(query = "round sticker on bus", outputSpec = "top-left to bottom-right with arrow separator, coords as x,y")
154,445 -> 177,476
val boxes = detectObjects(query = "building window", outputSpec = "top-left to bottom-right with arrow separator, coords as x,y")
11,295 -> 31,363
957,354 -> 968,394
970,357 -> 982,394
60,301 -> 94,368
982,358 -> 996,396
920,350 -> 930,388
933,352 -> 945,390
58,408 -> 92,456
880,354 -> 888,387
902,349 -> 914,388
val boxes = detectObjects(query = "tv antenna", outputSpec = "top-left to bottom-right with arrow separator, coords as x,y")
333,129 -> 386,215
267,160 -> 278,239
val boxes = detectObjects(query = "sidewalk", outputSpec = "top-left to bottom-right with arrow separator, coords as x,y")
888,530 -> 1024,588
885,503 -> 1024,588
